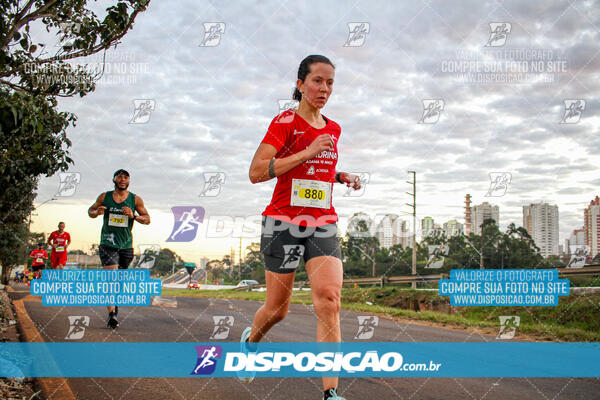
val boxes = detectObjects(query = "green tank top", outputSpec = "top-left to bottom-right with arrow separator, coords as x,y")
100,191 -> 136,249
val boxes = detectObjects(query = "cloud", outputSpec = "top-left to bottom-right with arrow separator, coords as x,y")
30,0 -> 600,260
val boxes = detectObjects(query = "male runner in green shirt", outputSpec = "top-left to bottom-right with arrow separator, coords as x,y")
88,169 -> 151,329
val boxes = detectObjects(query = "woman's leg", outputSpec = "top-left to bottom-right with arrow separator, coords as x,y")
248,270 -> 295,342
306,256 -> 343,391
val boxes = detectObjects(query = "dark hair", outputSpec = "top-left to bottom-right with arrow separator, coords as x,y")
293,55 -> 335,101
58,221 -> 65,226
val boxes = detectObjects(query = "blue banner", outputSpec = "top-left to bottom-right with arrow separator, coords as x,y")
30,269 -> 161,306
439,269 -> 569,306
0,342 -> 598,378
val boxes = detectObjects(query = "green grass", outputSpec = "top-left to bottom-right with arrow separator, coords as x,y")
161,287 -> 600,342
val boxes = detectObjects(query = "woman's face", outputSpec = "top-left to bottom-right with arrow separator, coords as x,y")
297,62 -> 335,109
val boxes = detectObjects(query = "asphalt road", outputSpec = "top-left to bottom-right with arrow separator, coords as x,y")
8,284 -> 599,400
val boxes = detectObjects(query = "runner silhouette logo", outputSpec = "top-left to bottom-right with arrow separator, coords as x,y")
167,207 -> 205,242
280,245 -> 304,270
355,316 -> 379,339
191,345 -> 222,375
65,316 -> 90,340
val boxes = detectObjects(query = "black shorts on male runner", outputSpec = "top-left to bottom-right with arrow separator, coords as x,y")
260,216 -> 342,274
99,244 -> 134,269
31,265 -> 45,272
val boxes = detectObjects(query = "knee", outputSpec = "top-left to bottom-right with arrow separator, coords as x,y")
265,304 -> 289,323
313,287 -> 341,317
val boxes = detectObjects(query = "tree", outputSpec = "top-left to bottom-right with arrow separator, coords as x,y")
153,248 -> 183,276
89,243 -> 99,256
0,1 -> 150,284
239,242 -> 265,283
1,0 -> 150,96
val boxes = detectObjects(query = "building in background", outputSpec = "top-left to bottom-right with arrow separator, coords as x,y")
443,219 -> 464,237
375,214 -> 400,249
584,196 -> 600,257
421,216 -> 435,238
200,256 -> 209,270
471,202 -> 499,235
398,220 -> 414,249
566,228 -> 586,253
464,194 -> 472,235
522,202 -> 559,258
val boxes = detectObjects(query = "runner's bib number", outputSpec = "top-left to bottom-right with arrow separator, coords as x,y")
108,213 -> 129,227
36,258 -> 43,263
56,246 -> 64,252
290,179 -> 331,209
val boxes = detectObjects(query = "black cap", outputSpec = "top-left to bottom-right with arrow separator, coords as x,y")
113,169 -> 130,178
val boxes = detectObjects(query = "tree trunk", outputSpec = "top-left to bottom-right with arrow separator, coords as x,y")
1,265 -> 11,285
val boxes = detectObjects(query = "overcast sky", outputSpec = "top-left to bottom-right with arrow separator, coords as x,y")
31,0 -> 600,263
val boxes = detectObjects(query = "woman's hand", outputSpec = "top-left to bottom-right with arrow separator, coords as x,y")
339,172 -> 361,190
302,134 -> 334,161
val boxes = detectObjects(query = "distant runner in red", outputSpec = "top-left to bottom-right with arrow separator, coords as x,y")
29,243 -> 48,279
48,221 -> 71,269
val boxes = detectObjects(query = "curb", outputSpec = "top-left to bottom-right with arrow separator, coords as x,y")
8,285 -> 77,400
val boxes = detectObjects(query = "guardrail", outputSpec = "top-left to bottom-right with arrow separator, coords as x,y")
232,265 -> 600,290
557,265 -> 600,277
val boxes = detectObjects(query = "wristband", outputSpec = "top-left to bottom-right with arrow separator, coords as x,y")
335,172 -> 343,184
268,158 -> 276,179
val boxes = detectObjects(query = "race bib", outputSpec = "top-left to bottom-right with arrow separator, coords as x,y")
36,258 -> 43,263
290,179 -> 331,209
108,213 -> 128,227
56,246 -> 65,252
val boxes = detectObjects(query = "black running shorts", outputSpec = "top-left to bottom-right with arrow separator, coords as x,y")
260,216 -> 342,274
99,244 -> 134,269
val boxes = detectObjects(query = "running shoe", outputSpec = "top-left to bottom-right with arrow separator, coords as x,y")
237,327 -> 255,383
114,305 -> 119,316
107,312 -> 119,329
324,388 -> 347,400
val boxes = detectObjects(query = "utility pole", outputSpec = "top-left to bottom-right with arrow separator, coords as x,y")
406,171 -> 416,289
